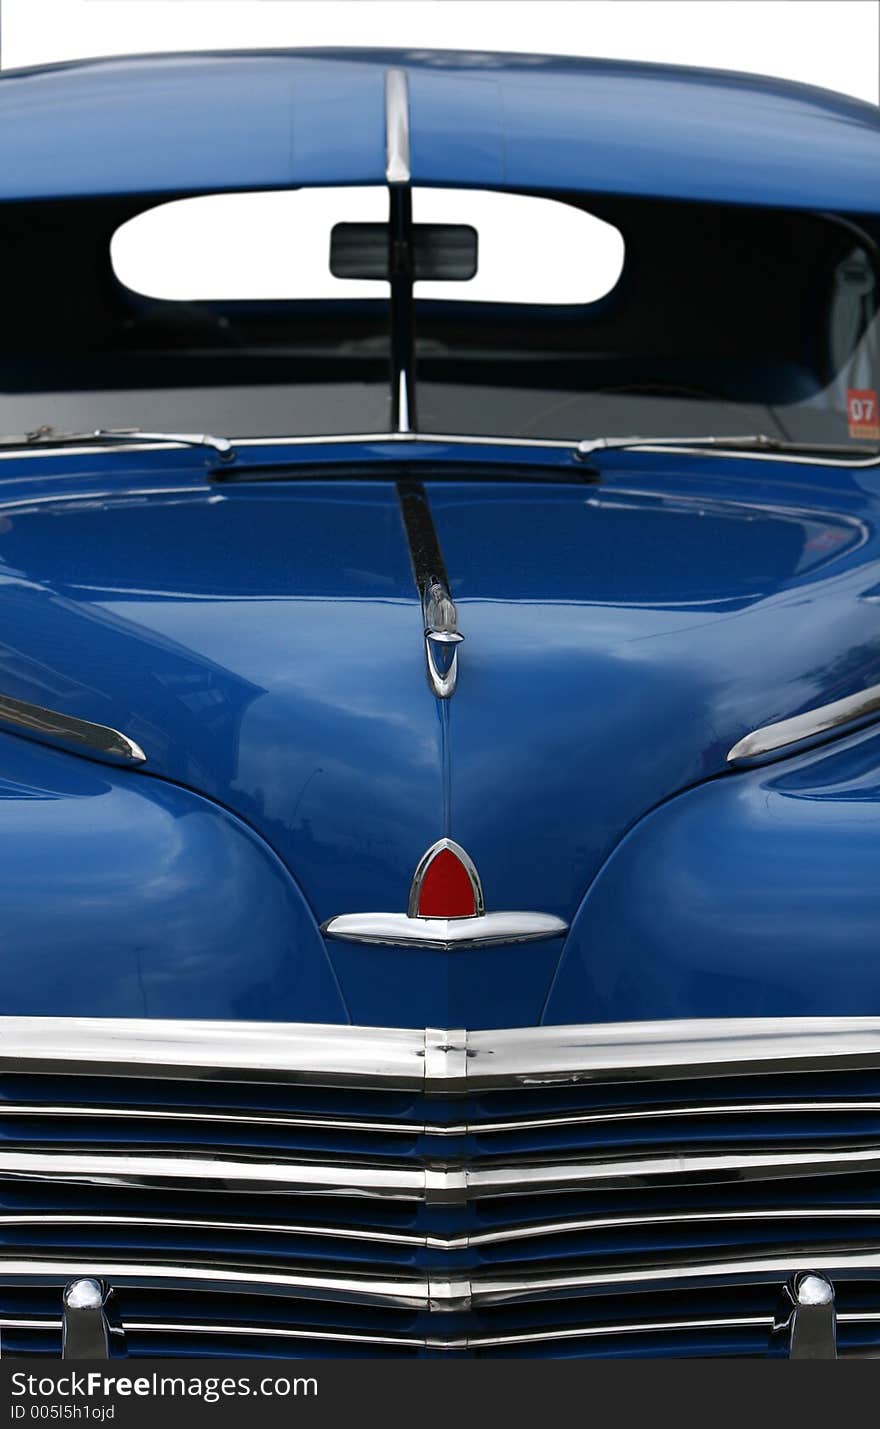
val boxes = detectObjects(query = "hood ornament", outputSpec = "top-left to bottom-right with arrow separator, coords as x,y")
423,578 -> 464,699
323,838 -> 567,950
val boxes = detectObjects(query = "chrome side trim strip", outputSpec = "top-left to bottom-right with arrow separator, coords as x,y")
384,69 -> 411,185
727,681 -> 880,764
3,1016 -> 880,1090
322,910 -> 567,950
0,694 -> 145,766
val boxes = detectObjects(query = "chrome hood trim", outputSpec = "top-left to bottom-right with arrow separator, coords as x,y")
727,679 -> 880,764
2,1015 -> 880,1091
0,694 -> 146,766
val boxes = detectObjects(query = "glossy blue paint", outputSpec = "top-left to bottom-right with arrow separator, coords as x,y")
0,445 -> 877,1025
428,464 -> 880,942
545,718 -> 880,1025
0,728 -> 346,1022
1,49 -> 879,212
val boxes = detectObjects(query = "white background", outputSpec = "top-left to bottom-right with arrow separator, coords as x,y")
1,0 -> 878,102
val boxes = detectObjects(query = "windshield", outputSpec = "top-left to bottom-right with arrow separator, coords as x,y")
0,188 -> 877,448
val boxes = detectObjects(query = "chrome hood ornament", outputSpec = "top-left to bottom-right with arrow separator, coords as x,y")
323,838 -> 567,950
423,578 -> 464,700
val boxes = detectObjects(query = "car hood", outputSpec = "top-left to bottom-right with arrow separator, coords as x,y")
0,461 -> 878,998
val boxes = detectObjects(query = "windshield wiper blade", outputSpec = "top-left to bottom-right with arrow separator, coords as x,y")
575,434 -> 880,462
0,427 -> 236,464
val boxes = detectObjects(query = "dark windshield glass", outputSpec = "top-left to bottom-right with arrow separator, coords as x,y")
0,196 -> 391,438
414,196 -> 880,448
0,191 -> 877,448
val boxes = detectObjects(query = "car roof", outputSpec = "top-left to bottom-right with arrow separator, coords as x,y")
1,47 -> 878,212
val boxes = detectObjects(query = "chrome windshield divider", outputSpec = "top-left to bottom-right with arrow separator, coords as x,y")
385,68 -> 416,435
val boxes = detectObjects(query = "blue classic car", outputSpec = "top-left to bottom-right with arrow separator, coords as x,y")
0,45 -> 879,1360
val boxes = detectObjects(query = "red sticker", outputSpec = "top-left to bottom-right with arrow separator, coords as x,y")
847,388 -> 880,439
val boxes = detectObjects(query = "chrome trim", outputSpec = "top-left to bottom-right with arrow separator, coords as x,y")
8,428 -> 235,461
9,1311 -> 880,1352
781,1272 -> 838,1360
3,429 -> 880,464
384,69 -> 411,185
0,1017 -> 428,1089
327,837 -> 568,947
61,1278 -> 110,1359
469,1205 -> 880,1248
471,1251 -> 880,1306
408,838 -> 483,918
323,910 -> 567,949
0,1149 -> 426,1200
99,431 -> 233,461
7,1250 -> 880,1315
0,1260 -> 427,1310
462,1017 -> 880,1090
4,1204 -> 880,1254
466,1145 -> 880,1199
0,694 -> 146,766
109,1315 -> 776,1351
396,482 -> 462,697
422,580 -> 463,699
727,681 -> 880,764
14,1092 -> 874,1142
6,1143 -> 880,1204
129,1320 -> 423,1349
3,1015 -> 880,1090
575,434 -> 880,469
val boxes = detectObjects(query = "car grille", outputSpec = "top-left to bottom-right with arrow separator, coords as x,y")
2,1016 -> 880,1357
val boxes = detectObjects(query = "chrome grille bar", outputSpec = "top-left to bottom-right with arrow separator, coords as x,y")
7,1250 -> 880,1312
4,1204 -> 880,1251
6,1096 -> 880,1138
4,1311 -> 879,1352
2,1016 -> 880,1090
6,1143 -> 880,1202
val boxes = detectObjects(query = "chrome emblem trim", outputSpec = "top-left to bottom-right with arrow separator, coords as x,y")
323,839 -> 566,949
408,838 -> 483,918
321,909 -> 567,950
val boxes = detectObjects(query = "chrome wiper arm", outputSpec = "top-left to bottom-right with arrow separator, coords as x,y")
0,427 -> 236,464
575,434 -> 880,461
